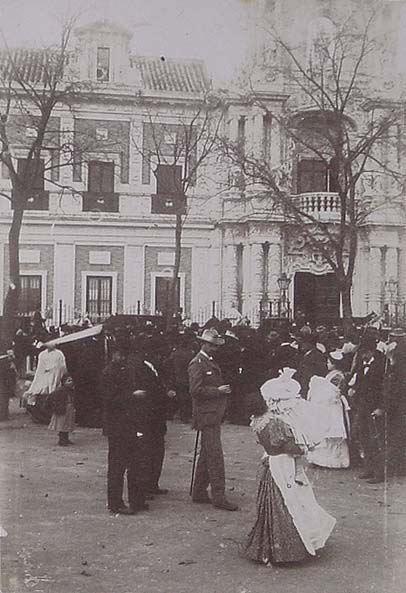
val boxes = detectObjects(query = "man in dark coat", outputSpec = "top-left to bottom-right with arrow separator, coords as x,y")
188,328 -> 238,511
353,340 -> 386,483
128,336 -> 172,496
215,330 -> 243,424
102,345 -> 152,514
294,332 -> 327,398
166,333 -> 196,423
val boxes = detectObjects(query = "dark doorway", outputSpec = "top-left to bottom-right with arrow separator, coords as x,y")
155,276 -> 181,315
294,272 -> 340,324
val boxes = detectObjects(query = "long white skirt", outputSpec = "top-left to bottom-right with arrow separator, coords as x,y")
307,437 -> 350,468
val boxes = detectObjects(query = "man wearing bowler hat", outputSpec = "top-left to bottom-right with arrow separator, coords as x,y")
188,328 -> 238,511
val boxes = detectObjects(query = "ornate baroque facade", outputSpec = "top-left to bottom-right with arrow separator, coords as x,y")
0,5 -> 405,326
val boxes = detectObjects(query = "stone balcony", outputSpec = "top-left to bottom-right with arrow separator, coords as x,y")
292,192 -> 340,222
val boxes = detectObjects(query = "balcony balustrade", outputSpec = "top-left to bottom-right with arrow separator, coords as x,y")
292,192 -> 340,220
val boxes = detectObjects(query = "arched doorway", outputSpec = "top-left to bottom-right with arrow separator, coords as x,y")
294,272 -> 340,324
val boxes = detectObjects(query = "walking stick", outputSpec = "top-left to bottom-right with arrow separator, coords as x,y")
189,430 -> 200,496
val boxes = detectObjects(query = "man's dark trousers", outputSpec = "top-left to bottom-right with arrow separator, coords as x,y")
107,434 -> 149,510
192,424 -> 225,503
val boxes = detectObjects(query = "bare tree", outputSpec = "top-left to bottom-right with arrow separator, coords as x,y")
0,18 -> 94,418
222,7 -> 404,325
134,95 -> 224,328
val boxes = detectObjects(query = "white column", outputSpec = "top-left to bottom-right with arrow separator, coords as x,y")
222,243 -> 239,315
368,246 -> 383,314
267,243 -> 282,301
385,246 -> 399,317
191,246 -> 212,321
385,247 -> 399,285
241,243 -> 252,317
123,245 -> 144,313
399,245 -> 406,304
251,242 -> 265,326
242,242 -> 264,325
53,243 -> 75,322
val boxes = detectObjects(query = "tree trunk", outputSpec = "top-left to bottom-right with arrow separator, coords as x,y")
0,205 -> 24,420
166,212 -> 182,331
340,279 -> 353,334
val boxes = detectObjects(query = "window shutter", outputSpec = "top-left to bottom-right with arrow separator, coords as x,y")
297,159 -> 327,193
88,161 -> 114,193
156,164 -> 182,195
101,162 -> 114,193
17,158 -> 44,190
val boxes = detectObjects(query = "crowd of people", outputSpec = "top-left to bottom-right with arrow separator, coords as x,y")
6,312 -> 406,566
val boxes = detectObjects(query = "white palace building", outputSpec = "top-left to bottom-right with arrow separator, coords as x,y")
0,1 -> 405,327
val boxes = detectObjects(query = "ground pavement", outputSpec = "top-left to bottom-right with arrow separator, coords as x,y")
1,400 -> 406,593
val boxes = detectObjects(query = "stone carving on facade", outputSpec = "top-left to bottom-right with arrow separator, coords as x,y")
287,228 -> 330,254
285,228 -> 338,276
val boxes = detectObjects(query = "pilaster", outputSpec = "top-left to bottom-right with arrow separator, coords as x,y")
53,243 -> 75,318
123,244 -> 144,312
368,246 -> 383,314
267,242 -> 282,300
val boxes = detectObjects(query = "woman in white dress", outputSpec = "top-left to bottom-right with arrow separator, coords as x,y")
24,342 -> 67,408
243,368 -> 336,565
307,351 -> 350,469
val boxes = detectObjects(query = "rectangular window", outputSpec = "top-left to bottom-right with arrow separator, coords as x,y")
86,276 -> 112,320
88,161 -> 115,193
155,276 -> 180,315
96,47 -> 110,82
297,159 -> 328,193
14,158 -> 48,210
156,164 -> 182,195
17,158 -> 45,190
152,164 -> 185,214
19,275 -> 42,315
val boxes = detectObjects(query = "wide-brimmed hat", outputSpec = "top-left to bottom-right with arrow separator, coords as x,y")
197,328 -> 225,346
225,330 -> 239,341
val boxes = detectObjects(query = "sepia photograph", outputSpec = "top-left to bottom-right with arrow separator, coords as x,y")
0,0 -> 405,591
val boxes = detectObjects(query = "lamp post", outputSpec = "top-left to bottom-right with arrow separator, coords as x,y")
277,272 -> 291,319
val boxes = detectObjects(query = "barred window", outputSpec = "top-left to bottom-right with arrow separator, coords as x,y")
19,275 -> 42,315
86,276 -> 112,321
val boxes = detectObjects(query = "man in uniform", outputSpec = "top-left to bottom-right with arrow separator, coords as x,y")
188,328 -> 238,511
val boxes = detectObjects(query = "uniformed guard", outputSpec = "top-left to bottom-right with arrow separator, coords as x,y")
188,328 -> 238,511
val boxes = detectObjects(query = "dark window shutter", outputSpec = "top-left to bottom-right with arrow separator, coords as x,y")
297,159 -> 327,193
88,161 -> 114,193
17,158 -> 45,190
101,162 -> 114,192
156,164 -> 182,195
